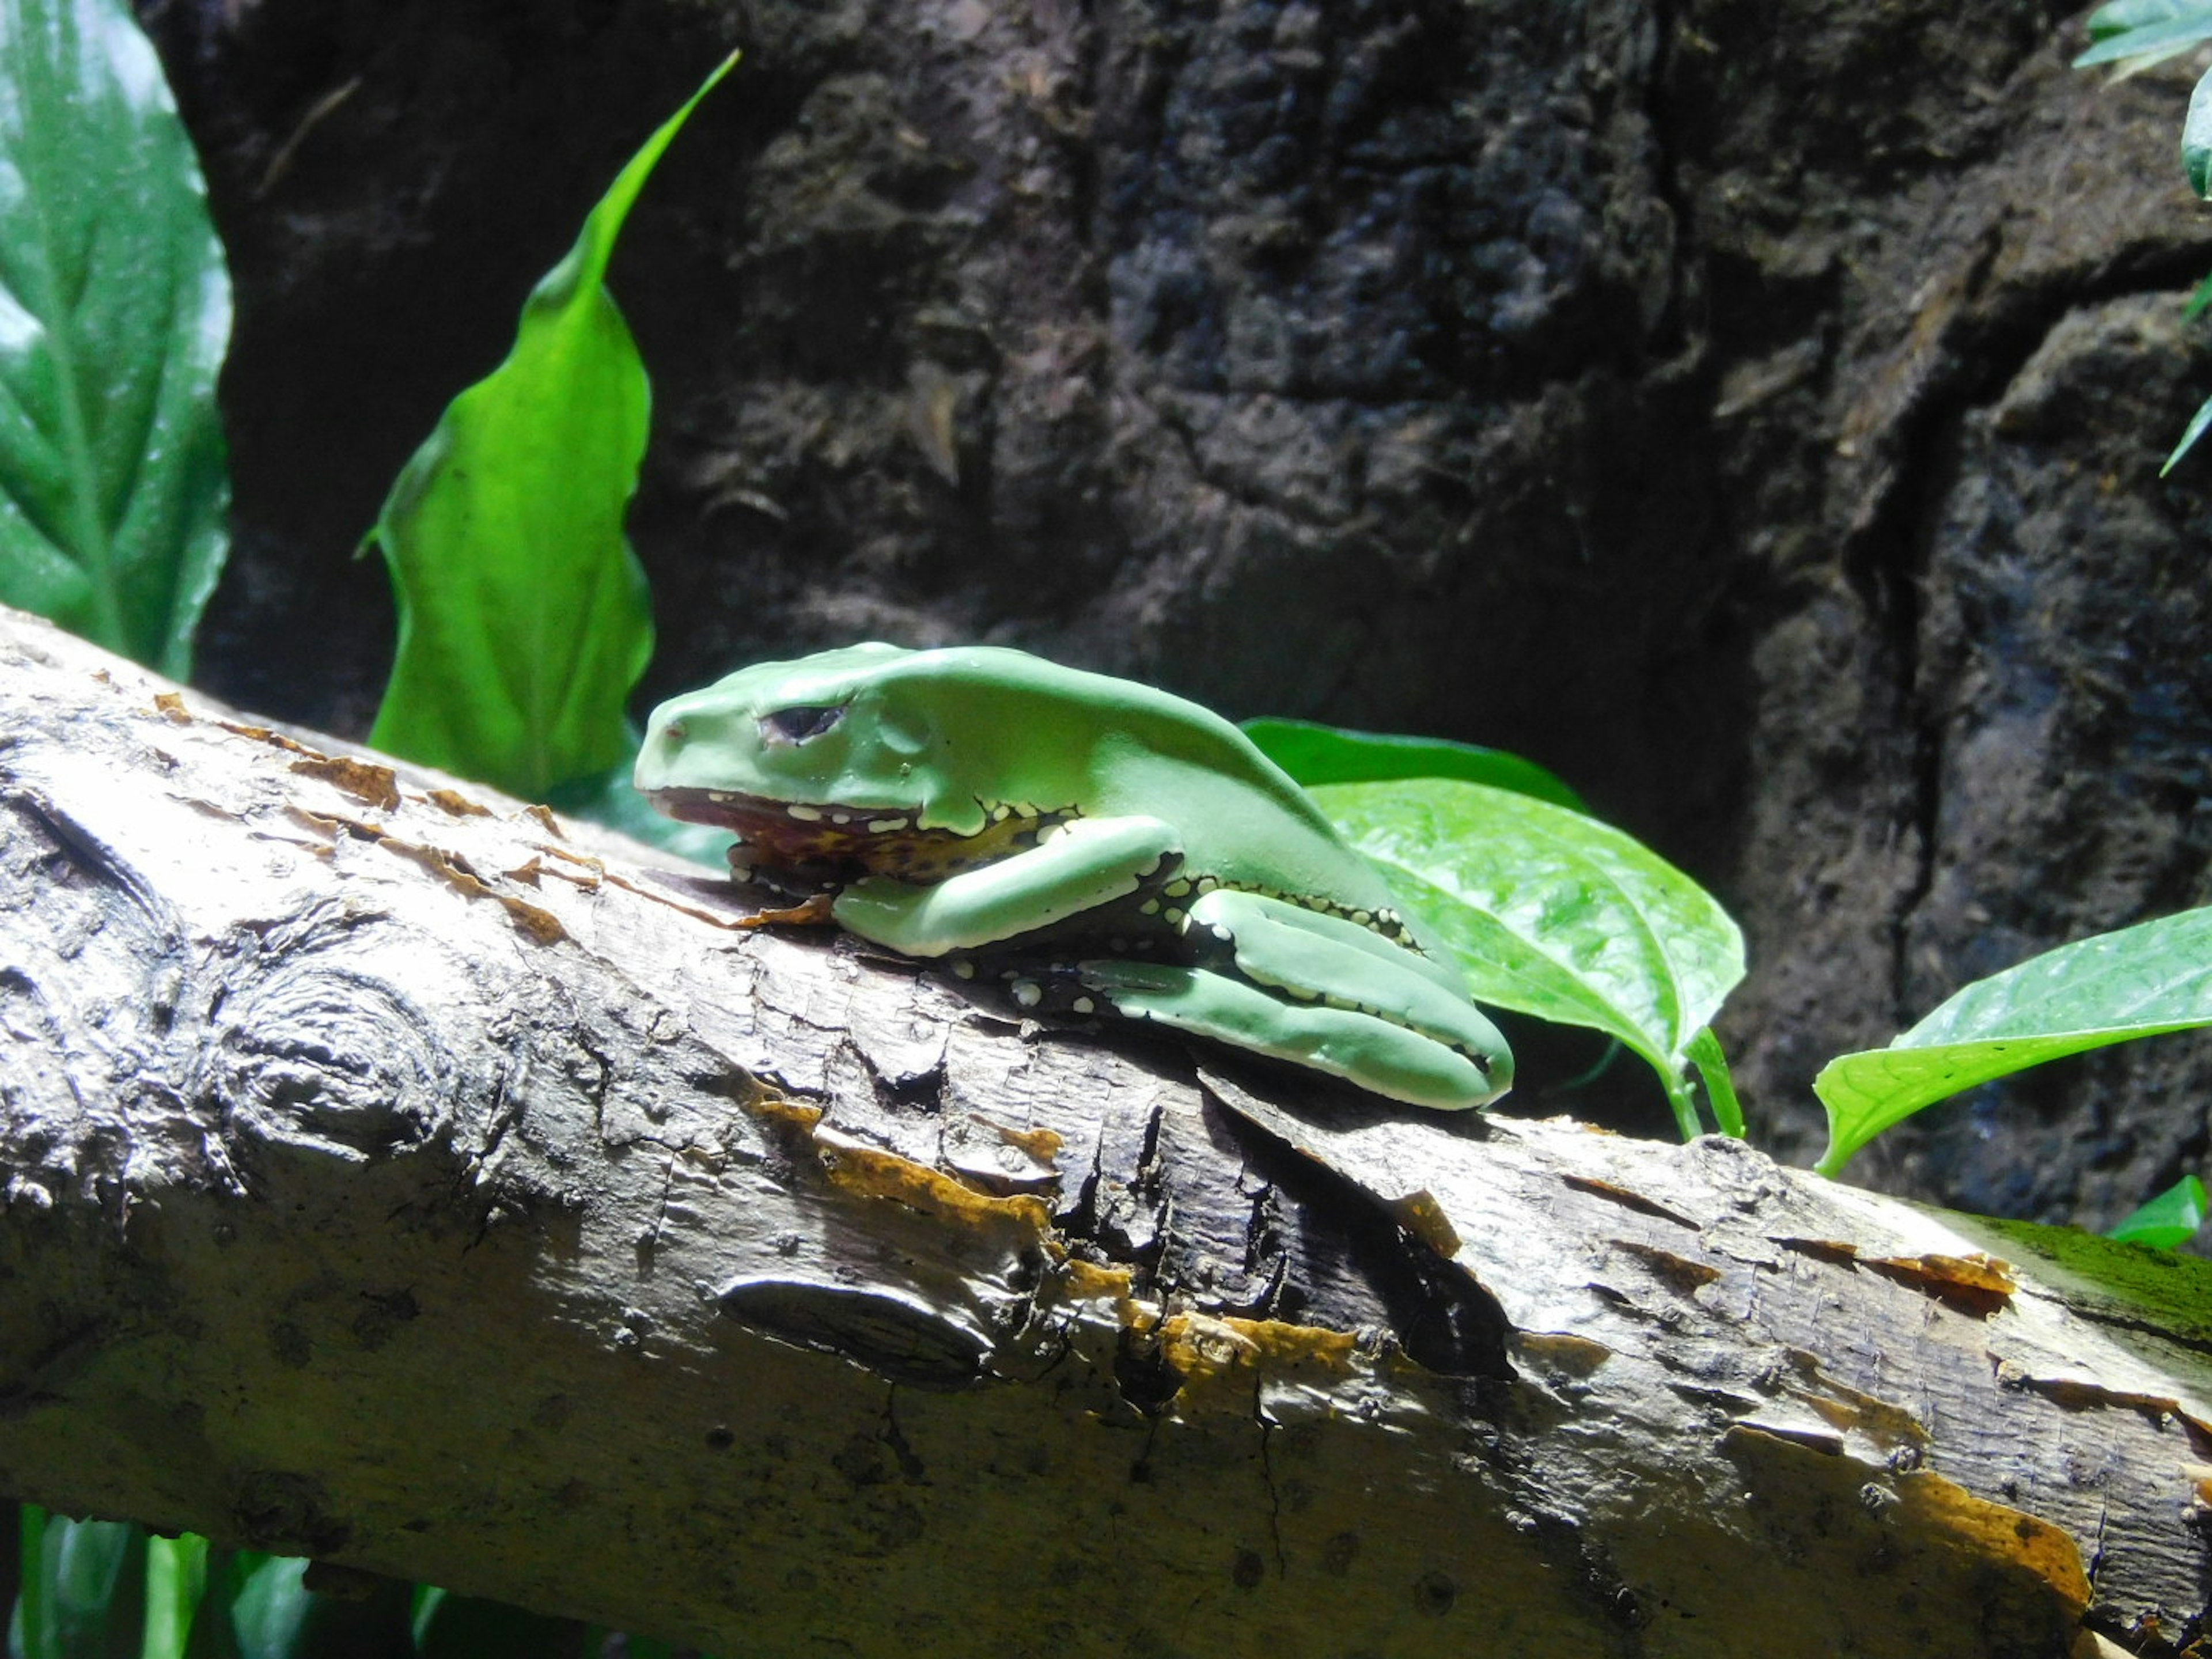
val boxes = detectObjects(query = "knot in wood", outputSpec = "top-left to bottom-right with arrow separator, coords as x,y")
209,927 -> 475,1166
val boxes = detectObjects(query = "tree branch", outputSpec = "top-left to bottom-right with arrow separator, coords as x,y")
0,605 -> 2202,1658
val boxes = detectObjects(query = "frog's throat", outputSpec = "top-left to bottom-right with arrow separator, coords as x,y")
643,787 -> 1062,882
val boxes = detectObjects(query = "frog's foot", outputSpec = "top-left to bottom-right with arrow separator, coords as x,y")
1076,960 -> 1502,1111
738,892 -> 838,929
1183,890 -> 1510,1096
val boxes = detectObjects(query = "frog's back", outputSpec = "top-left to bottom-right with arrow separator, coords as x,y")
892,647 -> 1399,918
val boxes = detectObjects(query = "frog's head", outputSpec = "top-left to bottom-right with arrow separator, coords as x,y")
634,642 -> 1040,866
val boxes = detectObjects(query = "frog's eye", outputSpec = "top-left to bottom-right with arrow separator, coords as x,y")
759,704 -> 846,745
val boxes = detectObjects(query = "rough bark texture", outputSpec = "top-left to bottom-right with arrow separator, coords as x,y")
5,615 -> 2212,1657
139,0 -> 2212,1226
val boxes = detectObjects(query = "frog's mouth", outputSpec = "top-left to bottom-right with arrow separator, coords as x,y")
644,786 -> 1006,883
646,786 -> 925,861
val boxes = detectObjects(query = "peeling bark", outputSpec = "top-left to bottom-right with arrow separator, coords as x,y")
0,604 -> 2206,1658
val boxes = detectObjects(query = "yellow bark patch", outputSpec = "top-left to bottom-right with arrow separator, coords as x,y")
812,1128 -> 1054,1239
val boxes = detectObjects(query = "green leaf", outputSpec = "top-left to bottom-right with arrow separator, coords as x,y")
2074,4 -> 2212,67
1815,906 -> 2212,1176
2185,60 -> 2212,195
366,54 -> 737,801
222,1560 -> 312,1659
1243,718 -> 1589,812
0,0 -> 232,679
2182,267 -> 2212,321
2108,1173 -> 2209,1249
2160,389 -> 2212,474
2085,0 -> 2196,43
1685,1025 -> 1746,1139
141,1535 -> 207,1659
1309,779 -> 1745,1138
13,1510 -> 143,1659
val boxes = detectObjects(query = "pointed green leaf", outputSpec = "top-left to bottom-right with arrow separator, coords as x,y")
1242,718 -> 1589,812
0,0 -> 232,679
2108,1173 -> 2208,1249
1685,1024 -> 1746,1139
1815,906 -> 2212,1176
2160,388 -> 2212,474
366,55 -> 736,800
1309,779 -> 1744,1136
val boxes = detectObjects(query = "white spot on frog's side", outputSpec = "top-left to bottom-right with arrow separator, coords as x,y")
1072,996 -> 1095,1014
786,804 -> 825,822
710,790 -> 740,803
832,812 -> 853,824
1163,908 -> 1184,926
869,817 -> 911,832
1164,878 -> 1192,898
1139,899 -> 1161,915
1012,979 -> 1043,1009
953,960 -> 976,979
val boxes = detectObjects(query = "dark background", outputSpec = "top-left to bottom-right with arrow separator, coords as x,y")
145,0 -> 2212,1222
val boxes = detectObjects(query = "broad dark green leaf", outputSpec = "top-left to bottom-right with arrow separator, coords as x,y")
1815,906 -> 2212,1176
2109,1173 -> 2209,1249
1310,779 -> 1744,1138
367,55 -> 736,800
1243,718 -> 1588,812
0,0 -> 231,679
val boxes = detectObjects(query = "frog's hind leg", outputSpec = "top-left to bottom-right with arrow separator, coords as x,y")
1077,960 -> 1500,1111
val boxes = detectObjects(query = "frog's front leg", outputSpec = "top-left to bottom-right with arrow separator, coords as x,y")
1078,889 -> 1512,1111
830,815 -> 1181,957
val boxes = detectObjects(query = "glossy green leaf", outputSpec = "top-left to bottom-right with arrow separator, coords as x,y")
1310,779 -> 1744,1138
1243,718 -> 1588,812
2108,1173 -> 2209,1249
367,54 -> 736,800
2074,1 -> 2212,67
1815,906 -> 2212,1176
0,0 -> 231,679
